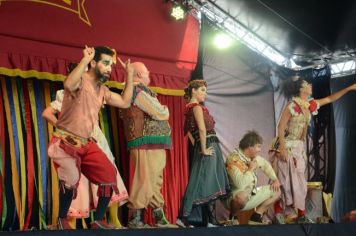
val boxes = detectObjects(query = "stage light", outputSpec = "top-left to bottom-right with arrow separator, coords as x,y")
171,3 -> 186,20
189,1 -> 289,66
214,33 -> 233,49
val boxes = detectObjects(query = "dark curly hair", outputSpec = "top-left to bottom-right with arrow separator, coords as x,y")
183,79 -> 207,102
87,46 -> 114,69
239,130 -> 263,150
281,75 -> 305,100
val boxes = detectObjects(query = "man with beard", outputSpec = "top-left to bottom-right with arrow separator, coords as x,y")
47,46 -> 134,229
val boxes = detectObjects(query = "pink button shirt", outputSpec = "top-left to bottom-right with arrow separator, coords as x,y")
56,77 -> 110,138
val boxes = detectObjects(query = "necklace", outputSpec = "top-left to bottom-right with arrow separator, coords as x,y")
292,97 -> 309,110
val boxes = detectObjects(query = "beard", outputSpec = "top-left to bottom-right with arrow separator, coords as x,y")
95,68 -> 110,84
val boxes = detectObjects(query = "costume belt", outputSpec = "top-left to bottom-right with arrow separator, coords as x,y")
53,129 -> 94,148
191,130 -> 217,141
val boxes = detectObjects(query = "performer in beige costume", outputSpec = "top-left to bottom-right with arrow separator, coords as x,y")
225,131 -> 281,225
120,62 -> 176,228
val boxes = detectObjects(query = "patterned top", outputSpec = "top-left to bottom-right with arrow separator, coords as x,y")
184,103 -> 216,140
285,99 -> 319,141
120,84 -> 171,149
226,148 -> 277,194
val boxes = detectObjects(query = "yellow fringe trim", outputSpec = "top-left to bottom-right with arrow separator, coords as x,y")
0,67 -> 184,96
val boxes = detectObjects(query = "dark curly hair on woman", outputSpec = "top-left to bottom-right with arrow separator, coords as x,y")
281,76 -> 305,100
183,79 -> 207,102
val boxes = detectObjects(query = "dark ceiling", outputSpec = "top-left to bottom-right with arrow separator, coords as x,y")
207,0 -> 356,66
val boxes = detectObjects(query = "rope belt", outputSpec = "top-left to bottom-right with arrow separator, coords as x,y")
53,129 -> 94,148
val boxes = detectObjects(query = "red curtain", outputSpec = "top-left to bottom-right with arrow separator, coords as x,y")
0,0 -> 197,227
159,95 -> 189,222
0,0 -> 199,82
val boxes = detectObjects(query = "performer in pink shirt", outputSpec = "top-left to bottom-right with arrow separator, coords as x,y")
43,89 -> 128,229
47,46 -> 134,229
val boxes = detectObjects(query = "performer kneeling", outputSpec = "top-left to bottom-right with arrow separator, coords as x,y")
225,131 -> 281,225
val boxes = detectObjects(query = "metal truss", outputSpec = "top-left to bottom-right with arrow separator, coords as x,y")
188,0 -> 356,78
306,118 -> 328,184
189,0 -> 290,67
330,60 -> 356,78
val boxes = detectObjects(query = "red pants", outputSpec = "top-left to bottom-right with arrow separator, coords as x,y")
48,137 -> 118,198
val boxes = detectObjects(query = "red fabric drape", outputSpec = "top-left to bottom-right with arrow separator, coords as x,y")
21,81 -> 35,229
0,0 -> 199,84
0,0 -> 198,227
159,95 -> 189,222
118,94 -> 189,224
0,52 -> 192,91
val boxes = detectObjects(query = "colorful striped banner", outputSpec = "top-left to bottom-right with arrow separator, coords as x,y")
0,76 -> 154,230
27,80 -> 46,229
0,77 -> 7,228
43,82 -> 59,225
20,79 -> 35,229
10,79 -> 26,230
1,79 -> 21,229
33,80 -> 48,218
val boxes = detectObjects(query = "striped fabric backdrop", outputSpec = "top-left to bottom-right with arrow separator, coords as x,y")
0,76 -> 125,230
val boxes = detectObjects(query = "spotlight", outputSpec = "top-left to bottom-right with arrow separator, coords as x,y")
214,33 -> 233,49
171,2 -> 187,20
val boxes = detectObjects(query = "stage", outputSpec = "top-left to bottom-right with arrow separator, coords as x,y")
1,223 -> 356,236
